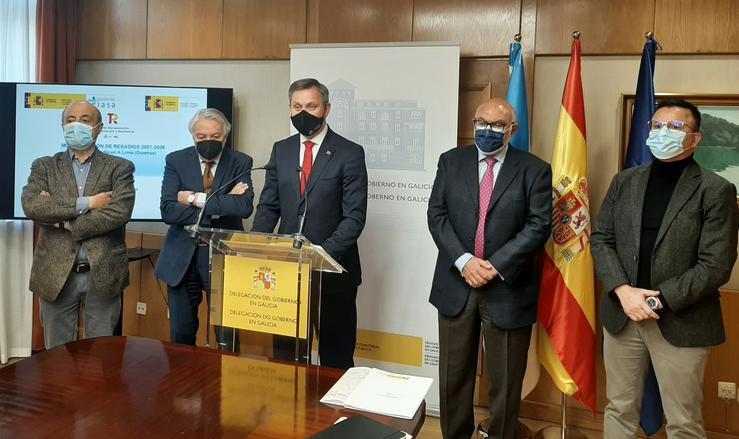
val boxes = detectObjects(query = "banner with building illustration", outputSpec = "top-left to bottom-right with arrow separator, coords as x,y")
291,43 -> 460,413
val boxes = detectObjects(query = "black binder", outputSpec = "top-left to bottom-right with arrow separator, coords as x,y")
308,414 -> 407,439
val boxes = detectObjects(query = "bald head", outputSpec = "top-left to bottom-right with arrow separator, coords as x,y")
62,100 -> 102,125
474,98 -> 517,124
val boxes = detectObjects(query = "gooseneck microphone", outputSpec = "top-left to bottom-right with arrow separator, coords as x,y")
293,166 -> 309,249
186,164 -> 272,239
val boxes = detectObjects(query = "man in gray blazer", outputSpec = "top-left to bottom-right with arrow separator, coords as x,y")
592,99 -> 738,438
22,100 -> 135,349
428,98 -> 552,439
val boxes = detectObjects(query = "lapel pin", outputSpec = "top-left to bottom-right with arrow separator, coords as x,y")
326,151 -> 332,155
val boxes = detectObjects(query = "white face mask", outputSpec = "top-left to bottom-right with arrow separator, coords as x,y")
63,122 -> 98,150
646,126 -> 687,160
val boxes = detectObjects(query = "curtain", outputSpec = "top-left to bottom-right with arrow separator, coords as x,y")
0,0 -> 37,363
0,0 -> 37,80
0,222 -> 34,363
36,0 -> 76,83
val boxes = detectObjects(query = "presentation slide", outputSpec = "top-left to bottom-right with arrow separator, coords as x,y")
5,83 -> 231,220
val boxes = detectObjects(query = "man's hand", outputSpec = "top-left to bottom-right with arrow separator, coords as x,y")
228,182 -> 249,195
614,285 -> 661,321
89,191 -> 113,209
462,257 -> 497,289
178,191 -> 195,206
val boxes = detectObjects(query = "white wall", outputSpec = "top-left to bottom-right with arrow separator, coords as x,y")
76,60 -> 291,233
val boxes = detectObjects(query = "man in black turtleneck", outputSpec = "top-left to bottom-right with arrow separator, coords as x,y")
592,99 -> 738,439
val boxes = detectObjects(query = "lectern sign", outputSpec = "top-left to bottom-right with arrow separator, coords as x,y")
221,256 -> 310,338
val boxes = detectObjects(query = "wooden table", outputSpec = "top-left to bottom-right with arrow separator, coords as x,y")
0,336 -> 425,438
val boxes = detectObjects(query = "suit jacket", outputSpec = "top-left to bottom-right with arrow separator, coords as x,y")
251,128 -> 368,292
155,146 -> 255,286
427,145 -> 552,328
591,161 -> 738,347
21,149 -> 135,301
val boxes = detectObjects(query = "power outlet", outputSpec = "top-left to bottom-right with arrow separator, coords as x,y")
718,381 -> 736,400
136,301 -> 147,316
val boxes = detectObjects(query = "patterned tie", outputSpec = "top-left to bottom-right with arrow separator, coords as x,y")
203,160 -> 215,194
300,140 -> 315,196
474,157 -> 497,258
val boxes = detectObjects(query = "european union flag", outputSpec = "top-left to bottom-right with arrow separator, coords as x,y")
506,41 -> 529,151
626,37 -> 664,437
625,39 -> 659,169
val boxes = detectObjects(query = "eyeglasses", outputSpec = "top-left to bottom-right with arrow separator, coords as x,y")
473,119 -> 514,131
649,120 -> 695,132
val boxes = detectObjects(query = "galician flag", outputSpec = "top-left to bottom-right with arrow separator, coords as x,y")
537,36 -> 597,412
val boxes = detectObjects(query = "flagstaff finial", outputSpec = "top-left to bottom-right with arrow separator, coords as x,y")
645,31 -> 654,40
572,31 -> 580,40
514,33 -> 522,42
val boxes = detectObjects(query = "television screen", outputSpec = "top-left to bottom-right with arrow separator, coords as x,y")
0,82 -> 233,220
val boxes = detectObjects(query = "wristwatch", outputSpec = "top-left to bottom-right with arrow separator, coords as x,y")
187,193 -> 196,205
646,296 -> 660,310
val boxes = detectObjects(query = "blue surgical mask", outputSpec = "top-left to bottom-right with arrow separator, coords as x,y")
475,128 -> 506,154
63,122 -> 98,150
646,126 -> 686,160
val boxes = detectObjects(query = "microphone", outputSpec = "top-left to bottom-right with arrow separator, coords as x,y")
187,164 -> 272,239
293,166 -> 309,249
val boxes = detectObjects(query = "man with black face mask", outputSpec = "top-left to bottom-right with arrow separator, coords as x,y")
427,98 -> 552,439
156,108 -> 255,351
252,78 -> 368,370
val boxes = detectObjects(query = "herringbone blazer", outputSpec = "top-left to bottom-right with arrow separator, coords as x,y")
21,149 -> 135,301
591,160 -> 738,347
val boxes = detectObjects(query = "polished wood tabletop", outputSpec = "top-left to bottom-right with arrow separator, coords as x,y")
0,336 -> 425,438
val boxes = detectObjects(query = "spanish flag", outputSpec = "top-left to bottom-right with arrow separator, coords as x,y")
537,36 -> 596,412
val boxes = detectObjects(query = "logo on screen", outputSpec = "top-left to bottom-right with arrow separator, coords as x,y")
145,95 -> 179,112
253,267 -> 277,291
107,113 -> 119,124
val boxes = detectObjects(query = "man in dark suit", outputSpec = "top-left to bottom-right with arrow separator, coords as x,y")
427,98 -> 552,439
592,99 -> 738,438
22,100 -> 135,349
155,108 -> 255,350
252,78 -> 368,370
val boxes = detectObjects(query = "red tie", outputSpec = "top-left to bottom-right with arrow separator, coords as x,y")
300,140 -> 315,196
474,157 -> 496,258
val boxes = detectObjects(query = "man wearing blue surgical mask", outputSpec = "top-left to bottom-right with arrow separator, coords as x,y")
21,100 -> 135,348
428,98 -> 552,439
592,99 -> 738,438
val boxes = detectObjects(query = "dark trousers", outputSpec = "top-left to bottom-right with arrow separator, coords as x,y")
438,289 -> 531,439
167,246 -> 239,351
273,278 -> 358,370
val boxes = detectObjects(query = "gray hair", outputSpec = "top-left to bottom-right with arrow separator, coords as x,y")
61,100 -> 102,124
289,78 -> 329,106
188,108 -> 232,137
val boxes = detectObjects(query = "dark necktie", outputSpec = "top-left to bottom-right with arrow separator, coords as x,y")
474,157 -> 497,258
301,140 -> 315,196
203,160 -> 215,194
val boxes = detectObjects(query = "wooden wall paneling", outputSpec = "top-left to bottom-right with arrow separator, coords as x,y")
458,59 -> 509,147
655,0 -> 739,53
222,0 -> 306,59
135,233 -> 170,341
703,291 -> 739,433
305,0 -> 413,43
535,0 -> 655,55
123,232 -> 144,336
77,0 -> 148,59
413,0 -> 520,57
147,0 -> 224,59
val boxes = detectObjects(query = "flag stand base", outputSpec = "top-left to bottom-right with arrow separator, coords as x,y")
533,393 -> 588,439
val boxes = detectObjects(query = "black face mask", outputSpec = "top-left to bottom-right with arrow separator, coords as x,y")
291,110 -> 325,137
196,139 -> 223,160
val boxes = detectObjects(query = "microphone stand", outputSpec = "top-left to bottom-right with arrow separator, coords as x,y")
293,166 -> 310,363
184,163 -> 269,350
